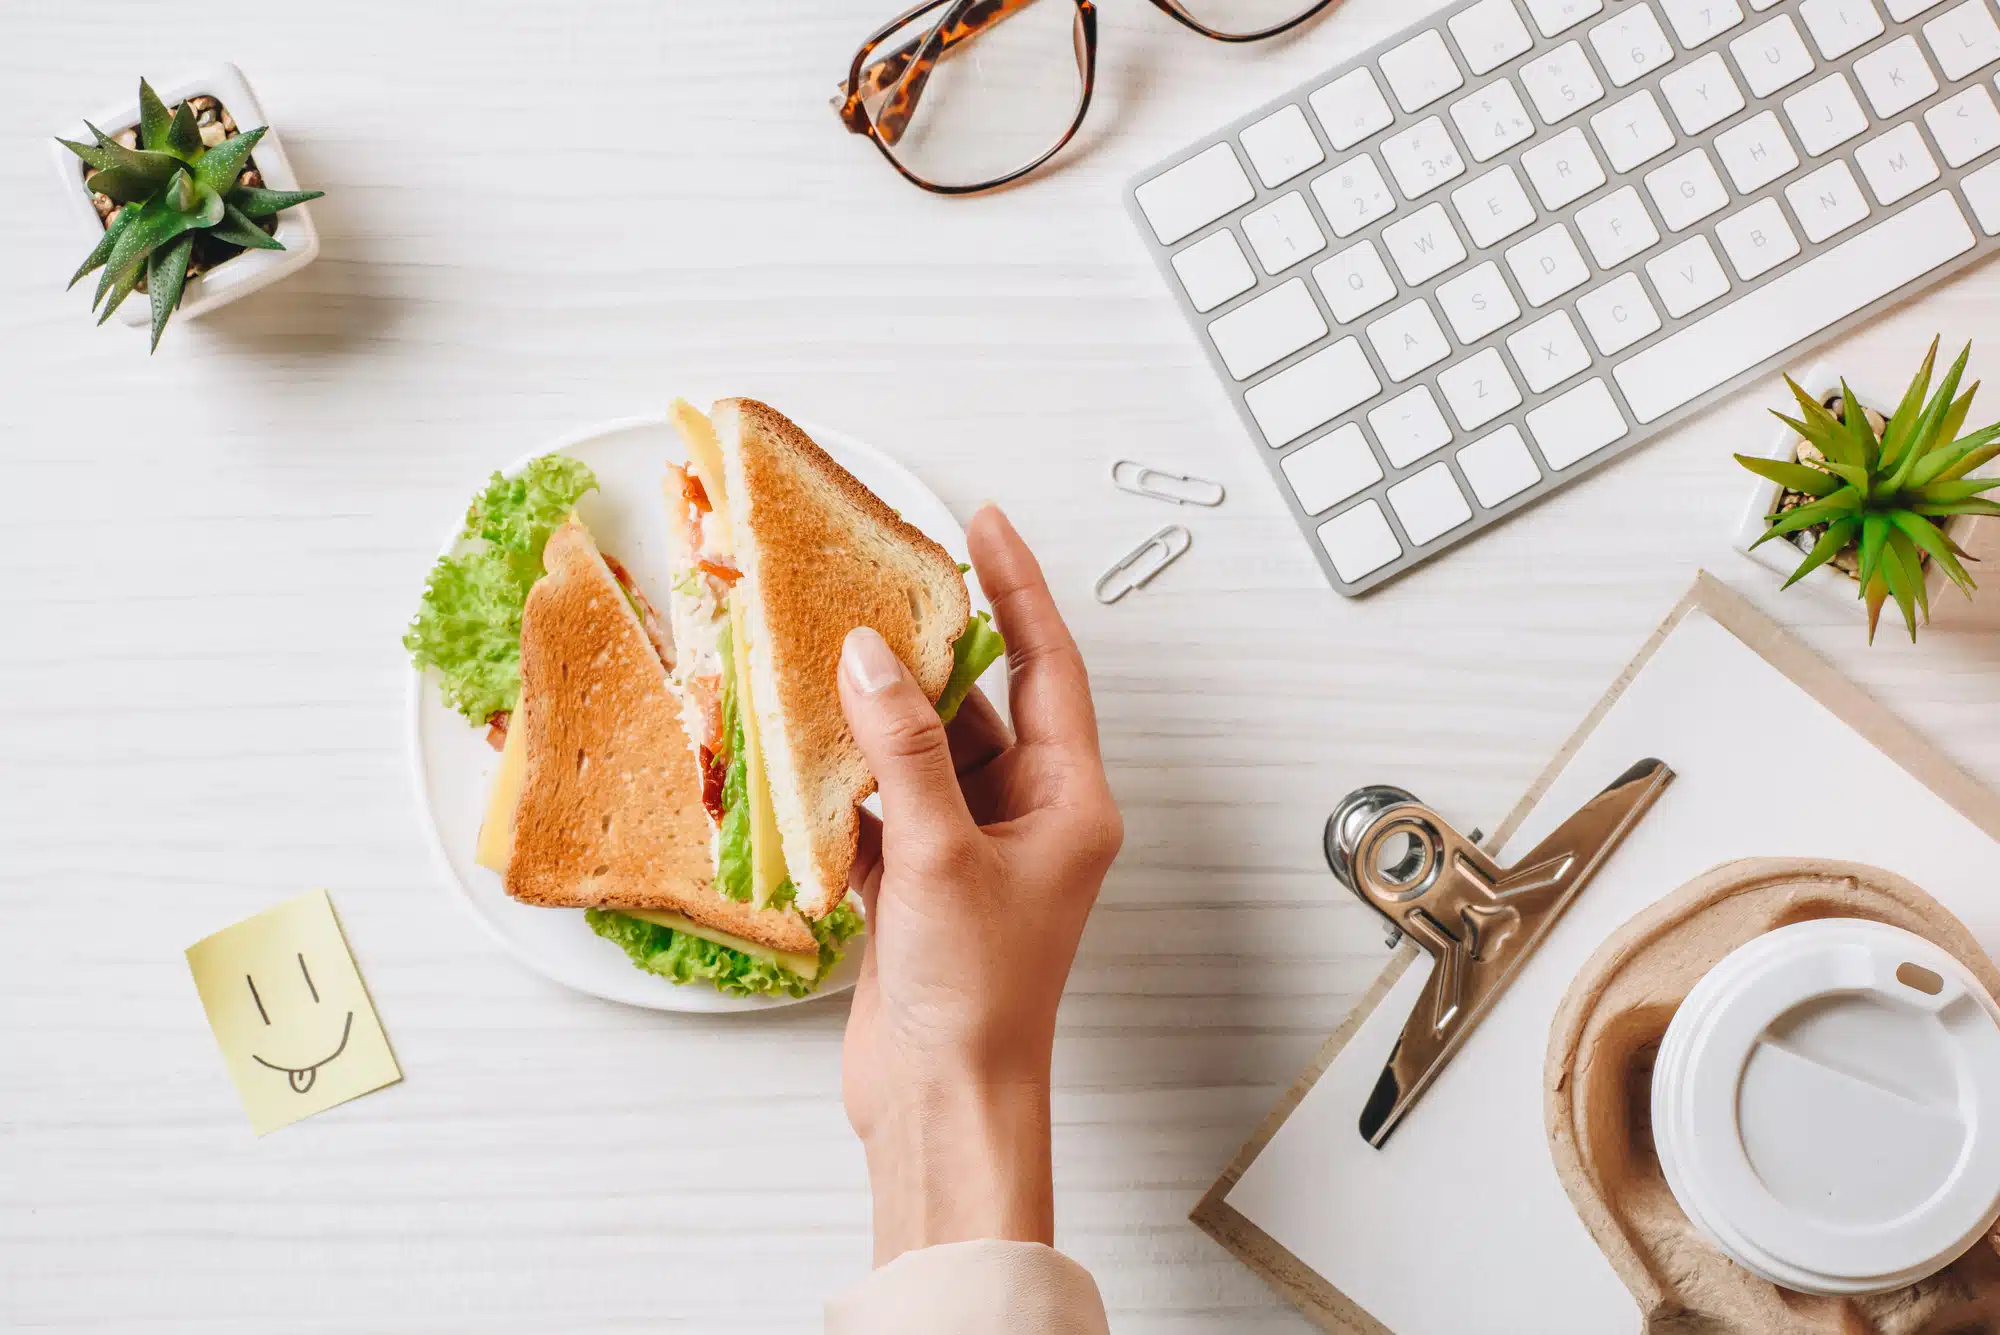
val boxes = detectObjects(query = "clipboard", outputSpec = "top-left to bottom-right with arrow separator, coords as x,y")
1190,573 -> 2000,1335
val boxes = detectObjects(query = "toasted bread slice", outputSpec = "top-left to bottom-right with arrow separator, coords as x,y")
505,517 -> 818,956
711,399 -> 971,919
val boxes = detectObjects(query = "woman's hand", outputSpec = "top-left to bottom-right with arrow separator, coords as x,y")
836,504 -> 1123,1266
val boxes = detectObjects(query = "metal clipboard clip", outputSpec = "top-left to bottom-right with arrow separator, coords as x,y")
1323,758 -> 1675,1148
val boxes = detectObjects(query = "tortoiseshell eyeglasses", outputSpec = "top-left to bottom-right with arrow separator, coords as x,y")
836,0 -> 1341,194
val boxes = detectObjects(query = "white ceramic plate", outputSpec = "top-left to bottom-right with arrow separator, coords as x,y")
407,415 -> 996,1012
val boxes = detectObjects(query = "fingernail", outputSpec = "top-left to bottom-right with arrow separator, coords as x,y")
842,626 -> 902,695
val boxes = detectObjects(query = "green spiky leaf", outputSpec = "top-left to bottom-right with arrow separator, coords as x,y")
1914,476 -> 2000,504
1881,529 -> 1924,639
193,125 -> 264,193
226,185 -> 323,218
163,99 -> 202,160
137,81 -> 174,154
1910,423 -> 2000,485
1751,487 -> 1863,545
1839,378 -> 1879,470
96,255 -> 145,324
207,203 -> 285,251
146,233 -> 194,352
1780,516 -> 1862,588
1734,454 -> 1843,495
1887,510 -> 1976,595
1915,499 -> 2000,518
1879,336 -> 1939,467
68,205 -> 136,288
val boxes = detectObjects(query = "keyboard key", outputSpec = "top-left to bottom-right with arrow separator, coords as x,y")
1452,0 -> 1537,73
1524,0 -> 1605,36
1661,53 -> 1746,134
1576,271 -> 1663,354
1852,37 -> 1937,118
1659,0 -> 1747,47
1370,385 -> 1455,465
1592,5 -> 1677,86
1453,165 -> 1540,246
1383,203 -> 1469,284
1523,42 -> 1608,123
1209,279 -> 1327,379
1786,72 -> 1869,153
1382,117 -> 1469,199
1282,424 -> 1382,513
1886,0 -> 1949,19
1380,29 -> 1466,113
1314,240 -> 1400,321
1750,0 -> 1787,13
1457,425 -> 1543,504
1243,192 -> 1329,273
1438,347 -> 1526,428
1312,154 -> 1398,236
1799,0 -> 1885,56
1136,143 -> 1256,245
1731,15 -> 1817,97
1716,196 -> 1803,276
1452,79 -> 1538,162
1368,299 -> 1453,380
1928,85 -> 2000,166
1508,309 -> 1592,390
1961,157 -> 2000,230
1927,0 -> 2000,77
1437,260 -> 1523,341
1522,126 -> 1608,208
1318,500 -> 1403,582
1716,110 -> 1800,190
1577,185 -> 1663,265
1506,222 -> 1592,304
1787,159 -> 1871,240
1172,229 -> 1256,312
1388,463 -> 1475,543
1245,337 -> 1383,444
1593,91 -> 1678,172
1310,69 -> 1396,151
1528,378 -> 1629,467
1647,148 -> 1730,229
1614,192 -> 1976,422
1855,123 -> 1940,204
1239,105 -> 1326,188
1647,234 -> 1732,315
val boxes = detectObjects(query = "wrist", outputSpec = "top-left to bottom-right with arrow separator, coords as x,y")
861,1074 -> 1054,1266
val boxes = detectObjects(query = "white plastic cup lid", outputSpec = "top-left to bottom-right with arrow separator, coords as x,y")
1651,918 -> 2000,1295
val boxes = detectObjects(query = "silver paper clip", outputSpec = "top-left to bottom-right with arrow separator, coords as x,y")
1094,525 -> 1191,604
1110,461 -> 1225,507
1323,758 -> 1675,1148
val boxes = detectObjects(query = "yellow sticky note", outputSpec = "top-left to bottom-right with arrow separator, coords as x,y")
186,889 -> 401,1135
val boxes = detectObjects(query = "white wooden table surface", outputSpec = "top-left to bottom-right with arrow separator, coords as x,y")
5,3 -> 1999,1332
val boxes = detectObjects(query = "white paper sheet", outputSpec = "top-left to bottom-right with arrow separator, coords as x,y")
1226,611 -> 2000,1335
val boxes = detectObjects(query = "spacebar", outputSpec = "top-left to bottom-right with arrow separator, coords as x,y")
1614,192 -> 1975,424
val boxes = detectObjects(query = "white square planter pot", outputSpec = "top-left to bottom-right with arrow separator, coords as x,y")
50,64 -> 319,329
1733,360 -> 2000,630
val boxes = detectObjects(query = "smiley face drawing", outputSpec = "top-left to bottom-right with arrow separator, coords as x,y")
187,889 -> 402,1135
246,953 -> 354,1094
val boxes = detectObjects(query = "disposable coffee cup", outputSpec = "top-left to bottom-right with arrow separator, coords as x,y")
1651,918 -> 2000,1295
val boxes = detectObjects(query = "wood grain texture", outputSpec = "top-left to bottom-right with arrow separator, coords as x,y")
2,4 -> 1998,1332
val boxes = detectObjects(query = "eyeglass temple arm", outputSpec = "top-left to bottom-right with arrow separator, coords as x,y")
838,0 -> 1044,144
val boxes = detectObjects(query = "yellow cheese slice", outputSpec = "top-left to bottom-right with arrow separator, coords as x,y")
728,590 -> 790,910
475,705 -> 529,872
668,398 -> 731,554
622,908 -> 820,981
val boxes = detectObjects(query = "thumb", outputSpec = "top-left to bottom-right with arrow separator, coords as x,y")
838,626 -> 974,842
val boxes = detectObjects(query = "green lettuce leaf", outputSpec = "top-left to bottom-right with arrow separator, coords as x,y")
714,621 -> 755,903
935,611 -> 1006,724
584,900 -> 866,999
404,455 -> 598,724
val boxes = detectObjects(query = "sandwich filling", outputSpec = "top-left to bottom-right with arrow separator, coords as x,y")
408,451 -> 861,998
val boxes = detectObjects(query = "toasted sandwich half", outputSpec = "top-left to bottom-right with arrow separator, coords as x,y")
476,516 -> 845,989
662,398 -> 1001,921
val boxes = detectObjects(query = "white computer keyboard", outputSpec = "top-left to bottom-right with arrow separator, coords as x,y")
1127,0 -> 2000,594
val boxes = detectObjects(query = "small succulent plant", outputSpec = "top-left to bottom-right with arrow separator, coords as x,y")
57,79 -> 322,351
1738,338 -> 2000,642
